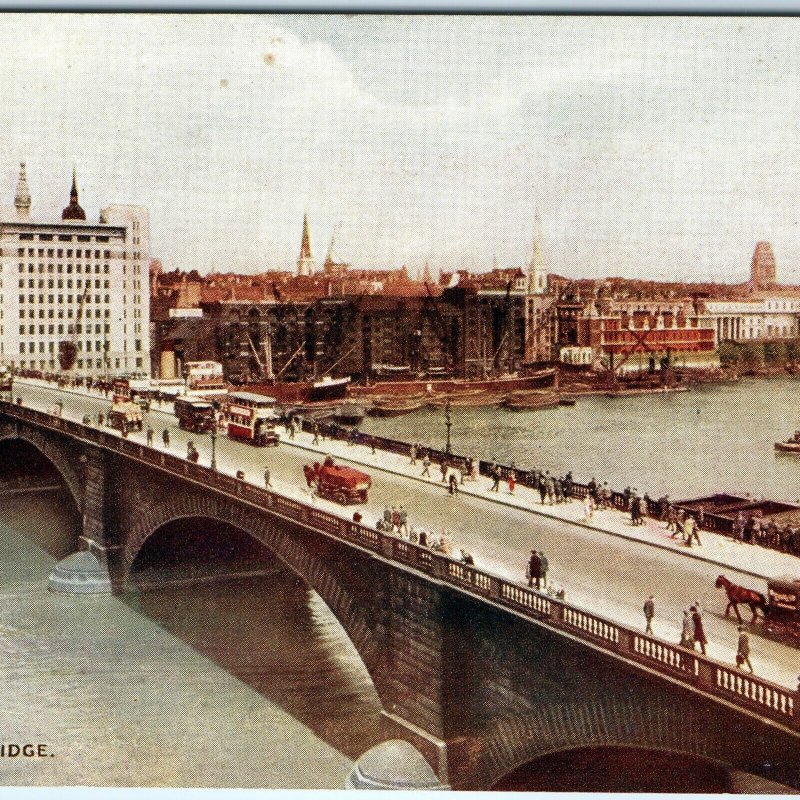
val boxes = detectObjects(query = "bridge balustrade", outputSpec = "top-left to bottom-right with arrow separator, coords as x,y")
3,399 -> 799,734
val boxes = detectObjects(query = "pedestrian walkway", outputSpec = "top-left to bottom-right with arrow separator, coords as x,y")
281,426 -> 800,584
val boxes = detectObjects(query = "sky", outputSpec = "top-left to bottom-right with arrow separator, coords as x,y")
1,14 -> 800,283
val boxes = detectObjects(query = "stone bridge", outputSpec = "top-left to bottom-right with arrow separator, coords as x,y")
1,401 -> 799,790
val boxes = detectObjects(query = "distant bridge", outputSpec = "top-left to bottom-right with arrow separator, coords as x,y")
1,399 -> 799,789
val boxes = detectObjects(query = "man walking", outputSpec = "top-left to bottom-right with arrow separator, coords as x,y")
146,427 -> 154,447
264,467 -> 272,489
409,443 -> 417,465
527,550 -> 541,589
312,422 -> 320,445
538,551 -> 548,589
643,596 -> 655,635
691,605 -> 707,655
490,465 -> 500,492
162,428 -> 170,448
685,515 -> 701,547
421,454 -> 431,478
736,625 -> 754,673
399,506 -> 408,537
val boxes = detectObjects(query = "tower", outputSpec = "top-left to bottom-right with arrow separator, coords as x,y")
750,241 -> 776,288
62,166 -> 86,221
14,162 -> 31,218
297,211 -> 315,276
528,214 -> 547,295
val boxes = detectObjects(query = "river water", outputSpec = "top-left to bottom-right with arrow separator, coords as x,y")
0,490 -> 378,788
361,376 -> 800,504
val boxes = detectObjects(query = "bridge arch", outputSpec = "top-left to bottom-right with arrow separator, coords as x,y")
468,690 -> 792,790
492,744 -> 733,792
0,423 -> 83,512
123,493 -> 383,679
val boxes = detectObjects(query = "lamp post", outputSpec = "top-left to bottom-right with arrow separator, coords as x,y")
210,419 -> 218,471
444,398 -> 452,455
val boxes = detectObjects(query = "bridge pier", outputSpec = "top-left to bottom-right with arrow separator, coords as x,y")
48,449 -> 113,594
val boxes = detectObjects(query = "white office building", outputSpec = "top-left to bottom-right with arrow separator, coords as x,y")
705,297 -> 800,343
0,164 -> 150,376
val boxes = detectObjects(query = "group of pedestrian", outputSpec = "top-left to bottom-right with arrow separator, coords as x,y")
732,511 -> 800,555
623,487 -> 649,526
378,505 -> 409,536
526,549 -> 550,589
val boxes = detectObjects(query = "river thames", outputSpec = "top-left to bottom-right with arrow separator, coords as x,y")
362,376 -> 800,504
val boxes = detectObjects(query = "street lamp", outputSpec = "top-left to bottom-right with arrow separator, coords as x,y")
210,419 -> 218,471
444,398 -> 452,455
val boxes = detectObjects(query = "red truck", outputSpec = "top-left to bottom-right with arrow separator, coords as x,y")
306,456 -> 371,505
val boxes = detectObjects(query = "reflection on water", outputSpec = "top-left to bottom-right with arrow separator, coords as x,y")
361,377 -> 800,502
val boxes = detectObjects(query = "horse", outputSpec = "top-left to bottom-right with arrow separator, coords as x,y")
715,575 -> 766,622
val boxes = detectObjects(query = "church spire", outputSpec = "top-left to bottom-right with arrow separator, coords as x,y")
62,165 -> 86,221
528,213 -> 547,295
297,211 -> 315,276
14,162 -> 31,218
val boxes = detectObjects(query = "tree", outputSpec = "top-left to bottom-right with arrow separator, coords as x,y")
718,340 -> 741,368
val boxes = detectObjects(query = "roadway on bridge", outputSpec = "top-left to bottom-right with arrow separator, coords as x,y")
12,382 -> 800,690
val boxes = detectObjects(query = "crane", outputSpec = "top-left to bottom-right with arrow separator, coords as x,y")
59,283 -> 90,373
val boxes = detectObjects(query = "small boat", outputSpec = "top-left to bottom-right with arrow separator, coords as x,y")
775,432 -> 800,453
558,396 -> 577,406
332,402 -> 366,426
367,399 -> 425,417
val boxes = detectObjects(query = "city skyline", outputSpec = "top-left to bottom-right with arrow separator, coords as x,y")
2,15 -> 800,281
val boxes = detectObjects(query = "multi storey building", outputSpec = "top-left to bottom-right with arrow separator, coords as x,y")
705,297 -> 800,342
0,164 -> 150,376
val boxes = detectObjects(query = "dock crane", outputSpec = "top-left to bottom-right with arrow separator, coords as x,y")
58,283 -> 90,373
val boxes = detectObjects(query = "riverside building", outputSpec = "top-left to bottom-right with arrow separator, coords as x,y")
0,164 -> 150,377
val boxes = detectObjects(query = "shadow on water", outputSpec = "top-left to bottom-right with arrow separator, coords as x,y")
0,439 -> 80,560
125,518 -> 382,760
493,746 -> 732,792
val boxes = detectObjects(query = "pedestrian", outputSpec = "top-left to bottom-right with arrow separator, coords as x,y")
264,468 -> 272,489
527,549 -> 541,589
98,412 -> 104,427
146,427 -> 154,447
371,437 -> 376,455
538,476 -> 547,504
643,595 -> 655,635
736,625 -> 754,673
666,504 -> 677,533
383,505 -> 392,529
630,492 -> 639,526
583,493 -> 594,521
421,454 -> 431,478
508,467 -> 516,494
448,471 -> 458,495
680,609 -> 694,648
399,506 -> 408,536
460,549 -> 474,566
491,466 -> 500,492
312,423 -> 320,445
691,605 -> 707,655
162,428 -> 170,448
440,460 -> 448,483
289,420 -> 296,440
409,443 -> 417,465
538,551 -> 548,589
685,515 -> 702,547
391,506 -> 401,534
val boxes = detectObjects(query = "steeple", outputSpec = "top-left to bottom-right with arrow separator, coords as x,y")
296,211 -> 315,276
62,166 -> 86,221
14,162 -> 31,218
528,213 -> 547,295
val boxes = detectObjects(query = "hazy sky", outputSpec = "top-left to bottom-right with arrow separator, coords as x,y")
1,15 -> 799,282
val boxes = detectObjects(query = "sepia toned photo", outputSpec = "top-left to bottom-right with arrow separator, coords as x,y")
0,13 -> 799,792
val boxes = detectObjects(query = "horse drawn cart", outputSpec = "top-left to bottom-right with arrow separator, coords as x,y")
716,574 -> 800,646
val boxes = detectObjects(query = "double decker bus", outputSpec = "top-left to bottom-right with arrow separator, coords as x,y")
225,392 -> 280,447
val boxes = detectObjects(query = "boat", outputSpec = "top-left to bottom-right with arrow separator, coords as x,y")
428,391 -> 506,408
558,396 -> 577,406
367,397 -> 426,417
775,432 -> 800,453
332,402 -> 366,426
503,391 -> 562,412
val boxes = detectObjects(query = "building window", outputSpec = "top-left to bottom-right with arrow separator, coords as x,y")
19,233 -> 33,241
77,235 -> 90,243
